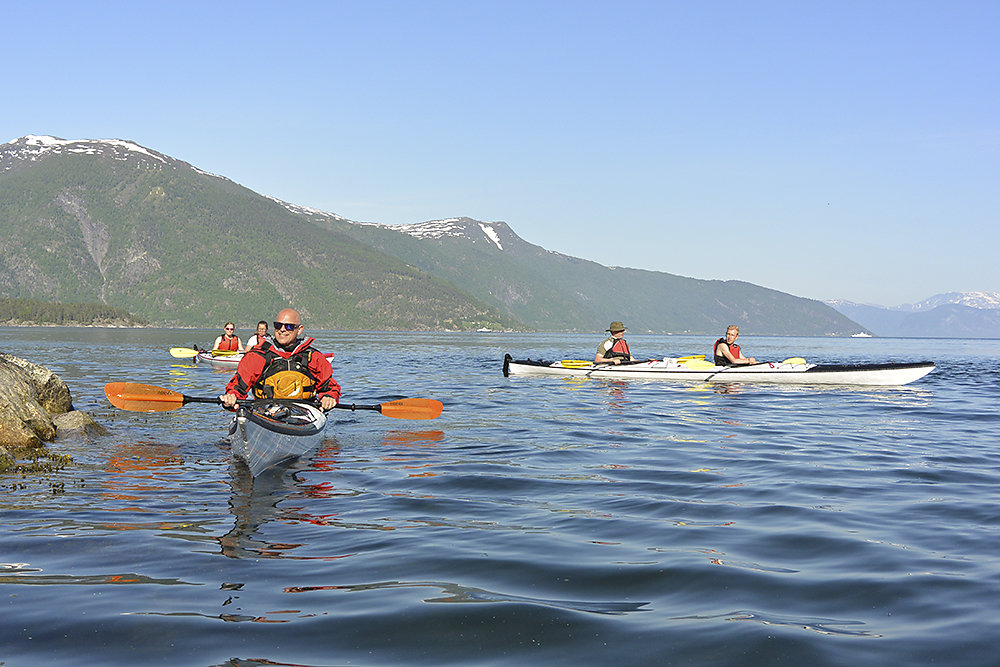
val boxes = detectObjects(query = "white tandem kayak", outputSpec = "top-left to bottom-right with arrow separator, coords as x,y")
193,349 -> 243,369
228,401 -> 327,476
502,354 -> 935,386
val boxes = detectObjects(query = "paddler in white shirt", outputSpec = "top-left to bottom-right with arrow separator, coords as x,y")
244,320 -> 272,349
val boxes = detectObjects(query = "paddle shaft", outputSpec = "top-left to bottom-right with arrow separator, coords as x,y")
334,402 -> 381,412
133,394 -> 395,413
185,395 -> 223,405
173,347 -> 333,358
595,358 -> 652,366
703,361 -> 764,381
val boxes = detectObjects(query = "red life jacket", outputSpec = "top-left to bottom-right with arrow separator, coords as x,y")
218,334 -> 240,351
604,337 -> 632,359
714,338 -> 740,366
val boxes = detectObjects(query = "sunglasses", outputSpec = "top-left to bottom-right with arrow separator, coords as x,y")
273,321 -> 301,332
224,327 -> 234,331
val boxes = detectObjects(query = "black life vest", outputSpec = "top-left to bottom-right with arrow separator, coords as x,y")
714,337 -> 741,366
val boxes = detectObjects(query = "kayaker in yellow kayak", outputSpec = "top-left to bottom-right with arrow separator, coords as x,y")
213,322 -> 245,353
713,325 -> 758,365
595,321 -> 636,365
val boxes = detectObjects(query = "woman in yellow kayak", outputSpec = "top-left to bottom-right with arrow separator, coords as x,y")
213,322 -> 245,353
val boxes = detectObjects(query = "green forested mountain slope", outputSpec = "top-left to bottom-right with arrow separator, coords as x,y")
307,215 -> 861,335
0,137 -> 518,330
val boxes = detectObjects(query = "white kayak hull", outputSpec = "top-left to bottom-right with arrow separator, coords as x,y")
229,401 -> 327,476
503,355 -> 935,386
194,350 -> 242,369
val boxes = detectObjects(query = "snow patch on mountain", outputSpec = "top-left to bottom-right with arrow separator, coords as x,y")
829,291 -> 1000,311
901,291 -> 1000,311
479,223 -> 503,250
264,195 -> 350,221
5,135 -> 167,165
369,217 -> 509,250
384,218 -> 467,239
0,135 -> 244,188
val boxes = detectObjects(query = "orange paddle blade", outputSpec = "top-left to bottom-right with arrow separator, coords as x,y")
379,398 -> 443,420
105,382 -> 187,412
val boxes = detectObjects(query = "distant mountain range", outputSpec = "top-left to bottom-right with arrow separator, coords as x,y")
0,134 -> 977,336
827,292 -> 1000,338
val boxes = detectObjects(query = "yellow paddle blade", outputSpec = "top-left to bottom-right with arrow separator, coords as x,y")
105,382 -> 187,412
211,349 -> 241,357
561,359 -> 593,368
782,357 -> 807,365
379,398 -> 443,420
677,354 -> 706,362
169,347 -> 199,358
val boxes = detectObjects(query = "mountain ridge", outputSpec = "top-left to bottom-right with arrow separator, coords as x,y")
304,213 -> 861,335
0,134 -> 881,335
827,293 -> 1000,338
0,135 -> 517,331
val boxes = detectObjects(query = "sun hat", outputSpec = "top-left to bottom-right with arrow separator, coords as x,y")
607,321 -> 626,332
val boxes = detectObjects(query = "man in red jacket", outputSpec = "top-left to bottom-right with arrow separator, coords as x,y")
221,308 -> 340,411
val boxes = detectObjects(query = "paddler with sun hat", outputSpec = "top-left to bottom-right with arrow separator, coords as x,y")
595,320 -> 637,365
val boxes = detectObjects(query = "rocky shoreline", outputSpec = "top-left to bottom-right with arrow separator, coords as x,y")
0,353 -> 103,472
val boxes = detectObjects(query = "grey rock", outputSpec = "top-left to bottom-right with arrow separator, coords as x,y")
0,353 -> 87,448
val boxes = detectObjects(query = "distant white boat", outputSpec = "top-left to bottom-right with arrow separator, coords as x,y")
476,327 -> 494,333
851,332 -> 873,338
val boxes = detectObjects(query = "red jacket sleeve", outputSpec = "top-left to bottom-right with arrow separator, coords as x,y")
308,350 -> 341,403
225,351 -> 266,399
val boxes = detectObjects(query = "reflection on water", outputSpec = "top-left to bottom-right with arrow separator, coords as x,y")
218,461 -> 291,560
218,429 -> 447,560
674,610 -> 880,638
285,580 -> 649,615
381,429 -> 445,447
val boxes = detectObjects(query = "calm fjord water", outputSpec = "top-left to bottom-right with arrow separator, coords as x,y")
2,328 -> 998,666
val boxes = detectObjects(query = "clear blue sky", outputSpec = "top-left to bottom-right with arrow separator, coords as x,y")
5,1 -> 997,306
